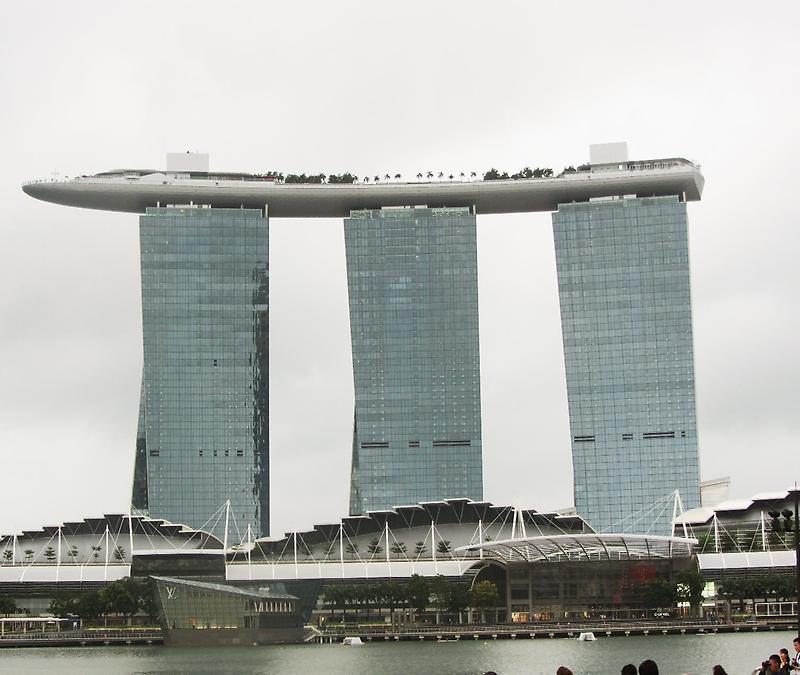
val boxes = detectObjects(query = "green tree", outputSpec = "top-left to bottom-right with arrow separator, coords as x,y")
380,581 -> 406,625
406,574 -> 429,614
91,545 -> 102,561
43,546 -> 56,562
113,545 -> 126,562
49,592 -> 76,617
101,579 -> 138,621
1,550 -> 12,563
390,542 -> 407,556
436,540 -> 452,556
67,545 -> 79,561
447,582 -> 471,620
0,595 -> 17,614
24,549 -> 34,563
366,538 -> 383,557
676,570 -> 706,616
323,585 -> 347,624
643,578 -> 678,608
430,575 -> 450,621
470,580 -> 500,623
75,591 -> 106,621
413,541 -> 427,557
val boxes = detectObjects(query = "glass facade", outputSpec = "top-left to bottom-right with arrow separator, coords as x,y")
131,207 -> 269,538
344,207 -> 483,514
553,196 -> 701,535
152,576 -> 302,645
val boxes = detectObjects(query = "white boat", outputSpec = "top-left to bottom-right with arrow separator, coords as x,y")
342,636 -> 363,646
577,632 -> 597,641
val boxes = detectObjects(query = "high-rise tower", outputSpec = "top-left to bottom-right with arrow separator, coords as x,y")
345,206 -> 483,514
131,206 -> 270,537
553,195 -> 701,534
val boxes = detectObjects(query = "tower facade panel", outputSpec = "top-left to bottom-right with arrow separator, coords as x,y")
345,207 -> 483,514
553,196 -> 701,534
132,207 -> 269,538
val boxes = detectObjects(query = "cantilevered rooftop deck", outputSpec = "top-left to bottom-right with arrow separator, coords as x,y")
22,158 -> 704,217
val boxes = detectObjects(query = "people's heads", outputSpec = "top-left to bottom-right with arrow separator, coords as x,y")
712,666 -> 727,675
638,660 -> 659,675
780,648 -> 789,662
622,665 -> 637,675
795,636 -> 800,649
556,668 -> 573,675
768,655 -> 781,671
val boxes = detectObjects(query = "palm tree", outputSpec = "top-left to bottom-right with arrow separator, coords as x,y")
390,542 -> 407,557
460,172 -> 465,181
384,173 -> 391,181
416,172 -> 423,181
436,540 -> 452,556
394,173 -> 401,180
414,541 -> 427,557
438,171 -> 444,180
426,171 -> 434,179
366,538 -> 383,557
113,545 -> 125,562
363,176 -> 370,183
470,171 -> 477,179
448,174 -> 454,180
374,175 -> 380,183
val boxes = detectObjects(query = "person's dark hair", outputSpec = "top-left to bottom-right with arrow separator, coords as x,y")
621,665 -> 637,675
770,654 -> 781,662
712,666 -> 728,675
556,668 -> 573,675
638,660 -> 659,675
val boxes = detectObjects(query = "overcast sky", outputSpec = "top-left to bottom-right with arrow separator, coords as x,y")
1,1 -> 798,537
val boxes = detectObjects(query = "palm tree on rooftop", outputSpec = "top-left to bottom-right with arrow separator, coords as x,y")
448,174 -> 454,180
394,173 -> 401,180
384,173 -> 391,181
460,172 -> 465,181
374,175 -> 380,182
426,171 -> 434,179
363,176 -> 369,183
416,172 -> 423,181
438,171 -> 444,180
471,171 -> 477,179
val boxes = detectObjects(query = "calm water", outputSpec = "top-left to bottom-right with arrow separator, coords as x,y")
0,631 -> 794,675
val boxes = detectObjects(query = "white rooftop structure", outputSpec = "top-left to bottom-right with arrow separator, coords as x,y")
455,533 -> 697,564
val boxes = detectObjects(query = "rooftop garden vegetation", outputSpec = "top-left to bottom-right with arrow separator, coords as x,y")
254,166 -> 566,184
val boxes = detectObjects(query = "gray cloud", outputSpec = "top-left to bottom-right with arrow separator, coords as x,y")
1,1 -> 798,536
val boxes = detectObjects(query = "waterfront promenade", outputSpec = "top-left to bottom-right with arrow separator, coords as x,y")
1,619 -> 794,648
312,619 -> 797,643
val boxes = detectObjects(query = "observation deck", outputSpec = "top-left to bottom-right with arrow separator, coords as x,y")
22,158 -> 704,217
